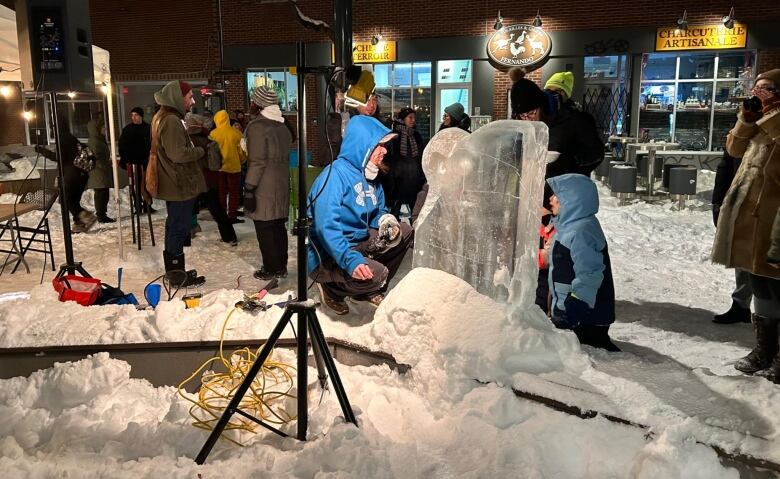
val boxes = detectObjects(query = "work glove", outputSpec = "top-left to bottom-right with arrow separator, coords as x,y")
378,214 -> 401,248
244,185 -> 257,214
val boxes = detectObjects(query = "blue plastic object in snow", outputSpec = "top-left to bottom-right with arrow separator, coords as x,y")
145,283 -> 162,308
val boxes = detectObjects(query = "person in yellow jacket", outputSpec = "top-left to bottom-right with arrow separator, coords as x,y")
209,110 -> 246,222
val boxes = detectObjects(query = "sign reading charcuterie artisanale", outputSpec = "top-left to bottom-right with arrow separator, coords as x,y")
656,23 -> 747,51
487,24 -> 552,70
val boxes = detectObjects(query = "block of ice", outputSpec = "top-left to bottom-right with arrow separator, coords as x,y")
413,120 -> 548,306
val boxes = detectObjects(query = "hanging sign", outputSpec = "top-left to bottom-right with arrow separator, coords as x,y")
656,23 -> 747,51
487,24 -> 552,70
332,41 -> 397,64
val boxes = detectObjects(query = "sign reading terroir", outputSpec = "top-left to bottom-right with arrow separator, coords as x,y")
332,41 -> 398,64
656,23 -> 747,51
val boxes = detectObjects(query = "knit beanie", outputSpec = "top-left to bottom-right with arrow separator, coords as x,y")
509,68 -> 547,116
756,69 -> 780,89
251,86 -> 279,109
179,81 -> 192,97
130,106 -> 144,117
544,71 -> 575,98
397,107 -> 415,121
444,103 -> 465,122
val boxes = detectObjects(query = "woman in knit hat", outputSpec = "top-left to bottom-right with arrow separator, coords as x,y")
383,107 -> 427,217
438,102 -> 471,133
245,86 -> 294,280
713,69 -> 780,383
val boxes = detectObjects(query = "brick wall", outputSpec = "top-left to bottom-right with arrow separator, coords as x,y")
4,0 -> 780,147
759,48 -> 780,73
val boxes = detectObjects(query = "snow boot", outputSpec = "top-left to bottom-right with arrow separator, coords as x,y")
77,211 -> 97,232
163,252 -> 205,288
712,301 -> 751,324
573,325 -> 621,352
253,267 -> 288,280
316,282 -> 349,316
734,315 -> 779,374
97,214 -> 116,224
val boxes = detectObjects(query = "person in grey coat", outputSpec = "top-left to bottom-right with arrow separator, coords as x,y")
244,86 -> 294,280
86,117 -> 115,223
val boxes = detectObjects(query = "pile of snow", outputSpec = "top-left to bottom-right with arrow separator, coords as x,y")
0,269 -> 740,478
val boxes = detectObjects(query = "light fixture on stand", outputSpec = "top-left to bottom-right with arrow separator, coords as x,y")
533,9 -> 543,28
493,10 -> 503,30
676,10 -> 688,31
722,6 -> 735,29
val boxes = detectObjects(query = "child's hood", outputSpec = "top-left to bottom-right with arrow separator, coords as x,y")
547,173 -> 599,225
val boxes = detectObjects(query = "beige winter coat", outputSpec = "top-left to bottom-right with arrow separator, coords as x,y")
244,117 -> 293,221
712,108 -> 780,279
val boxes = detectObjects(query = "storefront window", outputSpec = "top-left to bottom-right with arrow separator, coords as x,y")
118,81 -> 207,128
637,51 -> 755,150
677,53 -> 715,80
359,62 -> 433,141
584,56 -> 620,79
246,69 -> 298,112
642,53 -> 677,81
438,60 -> 472,83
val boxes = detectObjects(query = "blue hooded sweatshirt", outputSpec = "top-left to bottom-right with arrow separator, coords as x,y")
547,174 -> 615,328
307,116 -> 391,275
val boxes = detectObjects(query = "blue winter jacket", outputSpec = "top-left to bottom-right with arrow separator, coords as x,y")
548,174 -> 615,328
307,116 -> 391,275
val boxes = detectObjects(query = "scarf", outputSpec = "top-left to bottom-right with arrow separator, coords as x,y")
261,104 -> 284,123
397,124 -> 418,159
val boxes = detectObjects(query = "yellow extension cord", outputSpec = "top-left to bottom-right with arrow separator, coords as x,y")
177,307 -> 298,447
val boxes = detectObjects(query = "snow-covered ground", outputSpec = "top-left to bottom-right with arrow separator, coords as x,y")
0,169 -> 776,478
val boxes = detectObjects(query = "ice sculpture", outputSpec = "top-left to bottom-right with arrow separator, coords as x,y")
413,120 -> 549,306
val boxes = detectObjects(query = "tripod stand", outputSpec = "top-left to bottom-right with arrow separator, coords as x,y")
195,42 -> 357,464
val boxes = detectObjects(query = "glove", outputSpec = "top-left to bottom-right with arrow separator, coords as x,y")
712,205 -> 720,227
244,185 -> 257,213
560,294 -> 592,328
378,214 -> 401,247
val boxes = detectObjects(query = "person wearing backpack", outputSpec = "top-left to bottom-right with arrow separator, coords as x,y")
185,113 -> 237,246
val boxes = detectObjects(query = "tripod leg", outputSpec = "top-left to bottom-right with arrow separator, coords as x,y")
297,309 -> 308,441
307,309 -> 357,426
195,308 -> 294,465
310,329 -> 329,389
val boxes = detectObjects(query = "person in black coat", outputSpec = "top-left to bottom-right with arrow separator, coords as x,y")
118,107 -> 154,214
35,121 -> 96,232
712,150 -> 753,324
382,107 -> 427,218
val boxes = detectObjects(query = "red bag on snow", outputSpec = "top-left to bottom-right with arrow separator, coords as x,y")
52,275 -> 102,306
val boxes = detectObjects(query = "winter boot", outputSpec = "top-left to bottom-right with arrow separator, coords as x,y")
163,252 -> 205,288
734,315 -> 779,374
712,301 -> 751,324
77,211 -> 97,232
316,282 -> 349,316
97,214 -> 116,224
573,325 -> 621,352
253,267 -> 288,280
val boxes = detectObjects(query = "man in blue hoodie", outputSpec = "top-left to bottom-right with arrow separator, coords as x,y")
308,116 -> 414,315
547,174 -> 619,351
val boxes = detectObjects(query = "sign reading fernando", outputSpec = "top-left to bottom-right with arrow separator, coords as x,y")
656,23 -> 747,51
487,24 -> 552,70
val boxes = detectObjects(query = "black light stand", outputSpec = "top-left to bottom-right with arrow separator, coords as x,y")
49,91 -> 91,278
195,42 -> 357,465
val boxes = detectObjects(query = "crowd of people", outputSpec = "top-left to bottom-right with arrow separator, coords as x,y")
40,66 -> 778,382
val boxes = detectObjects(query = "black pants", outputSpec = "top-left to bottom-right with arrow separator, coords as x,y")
748,273 -> 780,319
165,198 -> 196,257
253,218 -> 288,271
202,187 -> 237,243
311,223 -> 413,299
63,166 -> 88,222
94,188 -> 109,217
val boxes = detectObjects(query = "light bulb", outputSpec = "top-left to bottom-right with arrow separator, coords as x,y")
100,84 -> 109,94
0,85 -> 11,98
67,91 -> 76,99
22,110 -> 34,121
